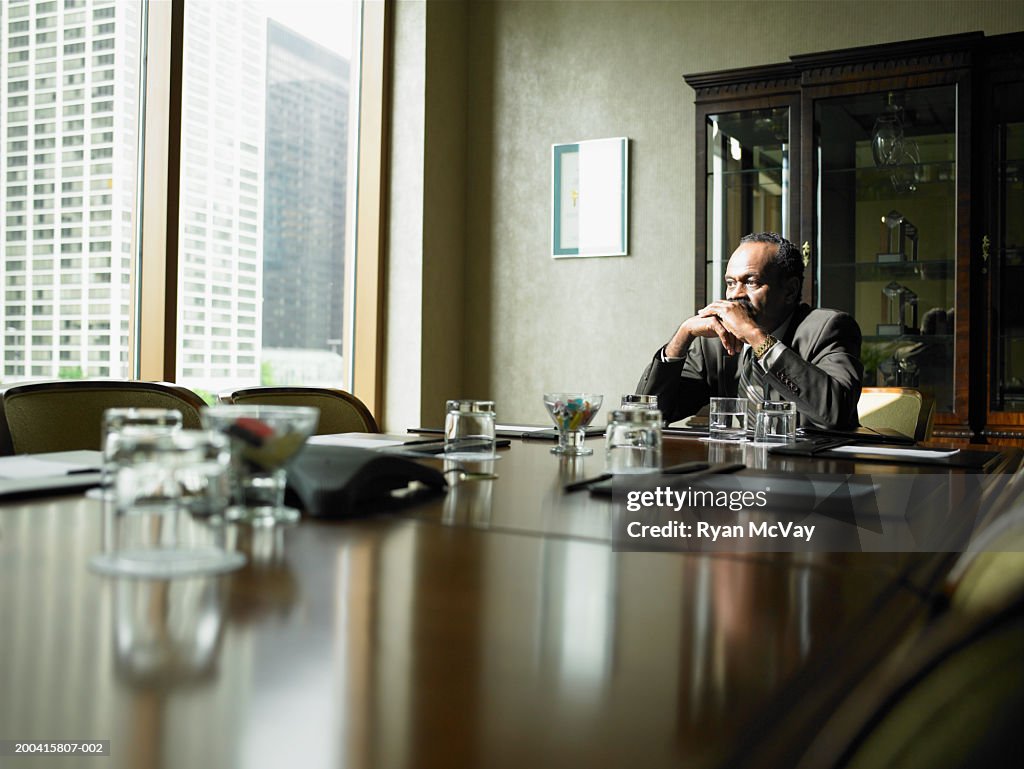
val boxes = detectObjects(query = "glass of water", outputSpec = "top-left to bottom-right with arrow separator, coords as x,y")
709,397 -> 747,441
606,408 -> 662,473
90,429 -> 245,578
753,401 -> 797,444
620,394 -> 659,410
444,400 -> 497,460
92,408 -> 185,503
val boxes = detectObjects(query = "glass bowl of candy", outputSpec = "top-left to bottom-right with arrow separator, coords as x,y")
201,405 -> 319,525
542,393 -> 603,456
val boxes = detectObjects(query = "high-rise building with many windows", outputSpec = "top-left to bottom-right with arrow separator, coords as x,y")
262,20 -> 348,356
176,0 -> 266,392
1,0 -> 351,392
1,0 -> 140,381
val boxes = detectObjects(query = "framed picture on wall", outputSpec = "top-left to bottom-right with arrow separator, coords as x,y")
551,137 -> 629,258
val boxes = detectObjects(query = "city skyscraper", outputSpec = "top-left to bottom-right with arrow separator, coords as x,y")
262,20 -> 348,356
176,0 -> 266,392
1,0 -> 140,381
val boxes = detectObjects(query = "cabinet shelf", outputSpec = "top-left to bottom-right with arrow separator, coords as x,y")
863,334 -> 953,345
704,167 -> 784,178
997,390 -> 1024,408
1001,248 -> 1024,266
825,260 -> 954,282
821,159 -> 955,176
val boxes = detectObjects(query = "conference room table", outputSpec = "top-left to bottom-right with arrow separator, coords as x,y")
1,434 -> 1020,769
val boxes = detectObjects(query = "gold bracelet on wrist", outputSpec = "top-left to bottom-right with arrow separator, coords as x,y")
753,335 -> 778,360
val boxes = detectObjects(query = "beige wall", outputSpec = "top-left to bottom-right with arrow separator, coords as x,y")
385,0 -> 1024,430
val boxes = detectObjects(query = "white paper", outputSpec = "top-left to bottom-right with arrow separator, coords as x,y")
830,445 -> 960,459
0,455 -> 101,479
578,138 -> 625,256
307,434 -> 407,449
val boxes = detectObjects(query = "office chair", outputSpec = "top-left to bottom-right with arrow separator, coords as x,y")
0,379 -> 206,454
793,590 -> 1024,769
792,482 -> 1024,769
944,492 -> 1024,616
857,387 -> 934,442
218,386 -> 379,434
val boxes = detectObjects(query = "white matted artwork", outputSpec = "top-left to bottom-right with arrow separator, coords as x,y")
551,137 -> 629,258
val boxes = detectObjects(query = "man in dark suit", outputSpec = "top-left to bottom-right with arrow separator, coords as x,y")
636,232 -> 863,429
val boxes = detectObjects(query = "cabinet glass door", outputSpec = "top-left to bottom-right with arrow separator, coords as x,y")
814,85 -> 957,413
705,108 -> 790,302
991,83 -> 1024,412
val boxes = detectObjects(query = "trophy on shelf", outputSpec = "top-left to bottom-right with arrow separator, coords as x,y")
897,352 -> 920,387
878,281 -> 919,336
878,350 -> 920,387
877,210 -> 919,263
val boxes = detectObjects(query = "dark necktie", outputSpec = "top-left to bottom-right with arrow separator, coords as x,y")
738,346 -> 766,430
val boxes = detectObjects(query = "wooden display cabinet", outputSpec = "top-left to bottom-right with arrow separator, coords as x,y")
687,32 -> 1024,445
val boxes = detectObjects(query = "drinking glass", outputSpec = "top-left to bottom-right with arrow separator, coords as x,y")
753,401 -> 797,444
620,394 -> 658,410
606,408 -> 662,473
709,397 -> 747,441
90,429 -> 245,577
89,408 -> 184,502
201,405 -> 319,526
444,400 -> 497,460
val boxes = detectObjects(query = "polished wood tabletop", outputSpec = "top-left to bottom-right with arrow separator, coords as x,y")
0,436 -> 1015,769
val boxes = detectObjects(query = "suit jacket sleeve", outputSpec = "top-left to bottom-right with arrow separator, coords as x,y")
762,311 -> 863,430
635,340 -> 712,424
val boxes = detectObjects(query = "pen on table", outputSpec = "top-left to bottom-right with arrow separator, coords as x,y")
400,437 -> 447,446
563,461 -> 726,492
564,473 -> 612,492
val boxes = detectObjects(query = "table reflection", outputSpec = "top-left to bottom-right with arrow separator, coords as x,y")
443,458 -> 495,526
540,538 -> 617,695
113,576 -> 225,686
673,556 -> 832,754
223,524 -> 300,622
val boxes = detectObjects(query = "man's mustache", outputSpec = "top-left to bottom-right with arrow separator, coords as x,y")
727,297 -> 756,315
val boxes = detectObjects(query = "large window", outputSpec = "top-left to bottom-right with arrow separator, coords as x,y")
0,0 -> 378,407
175,1 -> 358,400
0,0 -> 142,381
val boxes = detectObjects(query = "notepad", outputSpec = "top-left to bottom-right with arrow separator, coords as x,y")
0,450 -> 103,498
308,433 -> 410,449
830,445 -> 960,460
0,453 -> 101,479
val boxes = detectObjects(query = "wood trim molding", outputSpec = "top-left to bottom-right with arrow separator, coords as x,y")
791,32 -> 982,84
135,0 -> 184,382
685,63 -> 799,102
350,0 -> 392,425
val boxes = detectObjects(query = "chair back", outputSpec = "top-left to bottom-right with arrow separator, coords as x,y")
857,387 -> 933,442
0,380 -> 206,454
945,488 -> 1024,616
219,386 -> 379,434
794,590 -> 1024,769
